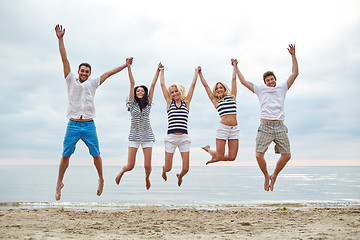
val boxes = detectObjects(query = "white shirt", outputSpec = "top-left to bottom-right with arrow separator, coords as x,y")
65,72 -> 100,119
253,82 -> 288,121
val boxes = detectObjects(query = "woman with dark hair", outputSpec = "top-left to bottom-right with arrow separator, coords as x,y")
115,58 -> 160,190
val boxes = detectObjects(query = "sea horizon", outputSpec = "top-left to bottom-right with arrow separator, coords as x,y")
1,165 -> 359,210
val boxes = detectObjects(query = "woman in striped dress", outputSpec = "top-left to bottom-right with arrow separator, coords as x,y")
159,64 -> 199,186
115,59 -> 160,190
198,59 -> 239,164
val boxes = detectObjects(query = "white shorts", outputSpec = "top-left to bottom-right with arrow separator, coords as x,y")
128,141 -> 153,149
216,123 -> 239,140
164,134 -> 191,153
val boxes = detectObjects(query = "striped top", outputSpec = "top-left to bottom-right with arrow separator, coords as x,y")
216,96 -> 237,117
167,100 -> 189,134
128,99 -> 155,142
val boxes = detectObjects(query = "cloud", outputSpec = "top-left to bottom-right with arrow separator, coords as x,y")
0,0 -> 359,166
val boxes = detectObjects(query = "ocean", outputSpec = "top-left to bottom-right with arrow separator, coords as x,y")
0,165 -> 359,209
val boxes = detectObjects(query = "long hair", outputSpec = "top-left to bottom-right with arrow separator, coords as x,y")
212,82 -> 232,100
127,85 -> 149,112
168,83 -> 186,101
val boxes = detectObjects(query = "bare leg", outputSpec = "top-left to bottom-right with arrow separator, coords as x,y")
177,151 -> 190,187
269,153 -> 291,191
93,156 -> 104,196
55,156 -> 70,201
256,152 -> 270,191
143,147 -> 152,190
205,139 -> 238,164
162,152 -> 174,181
115,147 -> 137,185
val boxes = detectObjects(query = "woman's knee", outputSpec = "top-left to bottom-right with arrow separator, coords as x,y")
144,164 -> 152,173
124,164 -> 135,172
163,164 -> 172,172
182,166 -> 189,174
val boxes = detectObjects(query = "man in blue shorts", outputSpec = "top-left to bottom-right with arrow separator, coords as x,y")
235,44 -> 299,191
55,24 -> 130,200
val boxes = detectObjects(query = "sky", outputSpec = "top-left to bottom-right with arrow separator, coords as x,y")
0,0 -> 359,167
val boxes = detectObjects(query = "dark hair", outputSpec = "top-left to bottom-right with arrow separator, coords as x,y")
127,85 -> 149,112
78,63 -> 92,72
263,71 -> 276,82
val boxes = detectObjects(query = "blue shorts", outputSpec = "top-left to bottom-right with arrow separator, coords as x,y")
62,120 -> 100,157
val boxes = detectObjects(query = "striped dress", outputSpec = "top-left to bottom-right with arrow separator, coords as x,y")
167,100 -> 189,134
128,99 -> 155,142
216,96 -> 237,117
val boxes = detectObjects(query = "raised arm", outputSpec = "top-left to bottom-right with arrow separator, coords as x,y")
184,67 -> 199,108
159,63 -> 171,104
233,58 -> 254,93
198,67 -> 218,108
127,58 -> 135,101
99,58 -> 131,85
55,24 -> 71,78
230,59 -> 237,99
148,63 -> 161,103
286,44 -> 299,89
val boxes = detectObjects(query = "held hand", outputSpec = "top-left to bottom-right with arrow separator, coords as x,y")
196,66 -> 202,72
55,24 -> 65,39
158,62 -> 164,71
287,44 -> 296,55
126,57 -> 133,66
231,58 -> 238,66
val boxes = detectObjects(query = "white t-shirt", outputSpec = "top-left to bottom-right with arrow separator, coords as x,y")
253,82 -> 288,121
65,72 -> 100,119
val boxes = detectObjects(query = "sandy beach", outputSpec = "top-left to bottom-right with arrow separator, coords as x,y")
1,207 -> 360,239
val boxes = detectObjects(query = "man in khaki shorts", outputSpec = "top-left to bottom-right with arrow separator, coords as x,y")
234,44 -> 299,191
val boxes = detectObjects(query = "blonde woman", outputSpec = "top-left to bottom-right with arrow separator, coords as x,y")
198,59 -> 239,164
159,64 -> 199,186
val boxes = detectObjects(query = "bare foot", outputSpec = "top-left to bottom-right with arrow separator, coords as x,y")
264,174 -> 270,191
176,173 -> 183,187
145,177 -> 151,190
269,174 -> 277,191
206,156 -> 217,165
55,182 -> 64,201
97,179 -> 104,196
202,145 -> 210,152
115,171 -> 124,185
162,167 -> 167,181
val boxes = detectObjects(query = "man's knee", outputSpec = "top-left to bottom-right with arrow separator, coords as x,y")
256,152 -> 265,160
61,156 -> 71,166
282,153 -> 291,162
92,155 -> 102,163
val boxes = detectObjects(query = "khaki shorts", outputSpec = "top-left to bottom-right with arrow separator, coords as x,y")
256,120 -> 290,154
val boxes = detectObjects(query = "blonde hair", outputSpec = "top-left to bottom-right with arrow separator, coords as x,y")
168,83 -> 186,101
212,82 -> 231,100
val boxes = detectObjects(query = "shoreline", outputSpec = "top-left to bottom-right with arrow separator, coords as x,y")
1,207 -> 360,239
1,200 -> 360,211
